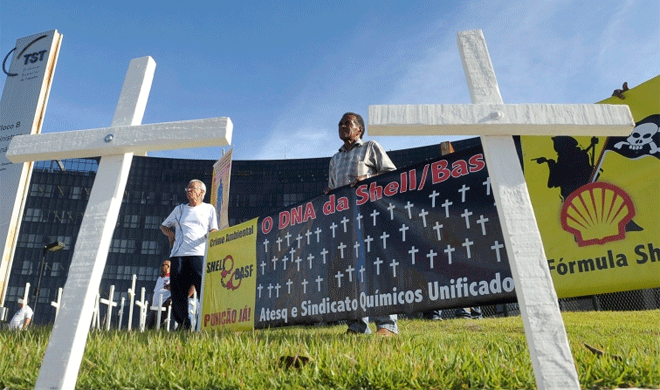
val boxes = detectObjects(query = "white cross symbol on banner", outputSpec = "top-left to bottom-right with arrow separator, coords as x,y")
7,56 -> 232,390
368,30 -> 633,390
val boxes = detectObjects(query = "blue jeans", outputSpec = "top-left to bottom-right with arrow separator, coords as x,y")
347,315 -> 398,334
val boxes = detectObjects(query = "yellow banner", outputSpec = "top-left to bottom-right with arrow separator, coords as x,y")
202,218 -> 257,331
523,75 -> 660,297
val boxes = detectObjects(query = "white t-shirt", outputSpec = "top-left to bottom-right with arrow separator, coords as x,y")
9,305 -> 33,330
152,275 -> 171,305
162,202 -> 218,257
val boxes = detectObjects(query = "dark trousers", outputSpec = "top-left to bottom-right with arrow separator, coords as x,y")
170,256 -> 203,329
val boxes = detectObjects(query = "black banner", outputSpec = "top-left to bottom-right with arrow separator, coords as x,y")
255,145 -> 515,328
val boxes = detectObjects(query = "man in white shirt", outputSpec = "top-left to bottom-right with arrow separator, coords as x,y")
161,179 -> 218,329
9,299 -> 33,330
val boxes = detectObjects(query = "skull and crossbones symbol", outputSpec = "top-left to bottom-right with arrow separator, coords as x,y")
615,122 -> 659,154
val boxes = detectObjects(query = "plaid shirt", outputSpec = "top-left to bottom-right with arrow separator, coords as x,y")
328,139 -> 396,189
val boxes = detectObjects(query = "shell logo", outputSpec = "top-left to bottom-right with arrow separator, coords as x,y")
560,182 -> 635,247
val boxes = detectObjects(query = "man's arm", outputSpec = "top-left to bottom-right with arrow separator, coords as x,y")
22,317 -> 31,330
160,225 -> 175,247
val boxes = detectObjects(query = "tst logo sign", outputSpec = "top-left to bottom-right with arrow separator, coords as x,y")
23,50 -> 47,65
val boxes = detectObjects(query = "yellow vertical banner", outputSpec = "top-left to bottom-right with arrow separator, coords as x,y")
211,148 -> 232,230
522,75 -> 660,297
202,218 -> 257,331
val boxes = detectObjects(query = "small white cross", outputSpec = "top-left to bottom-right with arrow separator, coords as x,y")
280,255 -> 288,271
260,261 -> 267,275
271,256 -> 278,270
307,253 -> 314,269
314,227 -> 322,242
432,222 -> 443,241
262,238 -> 269,253
389,259 -> 400,278
356,213 -> 363,229
346,265 -> 355,282
50,287 -> 63,320
284,232 -> 292,246
257,284 -> 264,299
404,201 -> 415,219
370,209 -> 380,226
149,294 -> 167,331
304,230 -> 312,245
353,241 -> 360,256
99,285 -> 117,331
329,222 -> 338,238
441,199 -> 452,217
373,257 -> 383,275
429,190 -> 440,207
491,240 -> 505,262
337,242 -> 347,259
427,250 -> 438,269
301,279 -> 309,294
399,224 -> 409,241
358,266 -> 366,283
315,275 -> 323,292
274,283 -> 281,298
461,209 -> 473,229
127,274 -> 137,331
334,271 -> 345,288
380,231 -> 390,248
134,287 -> 149,332
340,216 -> 350,232
444,245 -> 455,265
458,184 -> 470,203
408,246 -> 419,265
267,283 -> 274,298
364,235 -> 373,252
295,256 -> 303,271
286,279 -> 293,294
387,203 -> 396,219
418,209 -> 429,227
320,248 -> 328,264
276,237 -> 283,251
476,215 -> 489,235
462,238 -> 474,259
295,234 -> 303,248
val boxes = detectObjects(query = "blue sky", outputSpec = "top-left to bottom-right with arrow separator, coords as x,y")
1,0 -> 658,161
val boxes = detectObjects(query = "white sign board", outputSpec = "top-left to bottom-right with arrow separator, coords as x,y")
0,30 -> 62,306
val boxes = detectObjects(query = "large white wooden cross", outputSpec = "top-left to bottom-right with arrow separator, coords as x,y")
368,30 -> 634,390
7,56 -> 232,390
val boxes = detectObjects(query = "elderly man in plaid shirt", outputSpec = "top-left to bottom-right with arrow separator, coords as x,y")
325,112 -> 399,336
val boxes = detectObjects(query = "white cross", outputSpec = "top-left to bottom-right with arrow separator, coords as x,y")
373,257 -> 383,275
271,256 -> 278,270
444,245 -> 455,265
380,231 -> 389,248
432,222 -> 443,241
295,256 -> 303,271
353,241 -> 360,256
358,266 -> 366,283
315,275 -> 323,292
441,199 -> 452,217
337,242 -> 347,258
149,294 -> 167,331
260,261 -> 267,275
328,222 -> 338,238
491,240 -> 505,262
387,203 -> 396,219
340,216 -> 350,232
304,230 -> 312,245
8,57 -> 234,390
267,283 -> 274,298
295,234 -> 303,248
117,297 -> 125,330
399,224 -> 409,241
320,248 -> 328,264
404,201 -> 415,219
276,237 -> 283,251
364,235 -> 373,252
50,287 -> 63,320
257,284 -> 263,298
314,227 -> 322,242
462,238 -> 474,259
477,215 -> 489,235
429,190 -> 440,207
346,265 -> 355,282
127,274 -> 137,331
427,250 -> 437,269
284,232 -> 292,246
90,293 -> 101,330
135,287 -> 149,332
458,184 -> 470,202
301,279 -> 309,294
367,30 -> 633,390
334,271 -> 344,288
286,279 -> 293,294
418,209 -> 429,227
408,246 -> 419,265
99,285 -> 117,331
274,283 -> 281,298
356,213 -> 363,229
262,238 -> 269,253
483,177 -> 491,195
281,255 -> 288,271
370,209 -> 379,226
461,209 -> 473,229
307,253 -> 314,269
389,259 -> 399,278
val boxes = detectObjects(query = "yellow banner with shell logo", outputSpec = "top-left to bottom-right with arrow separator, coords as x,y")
202,218 -> 257,331
522,75 -> 660,297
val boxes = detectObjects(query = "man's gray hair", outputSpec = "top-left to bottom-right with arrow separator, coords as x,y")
188,179 -> 206,194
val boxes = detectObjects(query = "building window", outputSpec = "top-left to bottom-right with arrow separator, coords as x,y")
71,186 -> 82,200
141,241 -> 159,255
123,215 -> 140,228
110,239 -> 136,254
24,208 -> 43,222
145,216 -> 162,229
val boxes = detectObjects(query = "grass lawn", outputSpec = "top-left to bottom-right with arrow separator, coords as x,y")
1,310 -> 659,389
